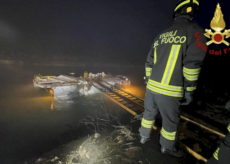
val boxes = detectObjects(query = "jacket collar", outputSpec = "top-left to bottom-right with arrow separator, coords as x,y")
174,15 -> 193,21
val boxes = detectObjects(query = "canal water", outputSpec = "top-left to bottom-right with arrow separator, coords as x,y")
0,64 -> 146,164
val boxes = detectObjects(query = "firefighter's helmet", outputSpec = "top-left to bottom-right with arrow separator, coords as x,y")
173,0 -> 200,19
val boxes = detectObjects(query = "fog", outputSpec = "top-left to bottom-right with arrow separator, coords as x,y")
0,63 -> 146,163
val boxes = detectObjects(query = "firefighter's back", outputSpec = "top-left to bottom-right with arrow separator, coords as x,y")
147,17 -> 206,98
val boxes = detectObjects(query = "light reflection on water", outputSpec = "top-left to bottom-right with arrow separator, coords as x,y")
122,85 -> 146,99
0,84 -> 103,163
0,65 -> 145,163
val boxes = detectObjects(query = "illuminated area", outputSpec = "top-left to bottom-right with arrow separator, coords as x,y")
0,0 -> 230,164
21,83 -> 151,163
49,89 -> 54,96
33,73 -> 131,103
122,85 -> 145,99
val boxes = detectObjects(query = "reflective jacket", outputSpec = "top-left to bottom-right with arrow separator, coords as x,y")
145,16 -> 207,97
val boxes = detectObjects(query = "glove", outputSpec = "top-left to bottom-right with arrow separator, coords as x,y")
144,76 -> 149,84
181,91 -> 194,105
133,113 -> 143,121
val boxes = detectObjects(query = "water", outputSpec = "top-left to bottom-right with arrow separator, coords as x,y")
0,64 -> 145,164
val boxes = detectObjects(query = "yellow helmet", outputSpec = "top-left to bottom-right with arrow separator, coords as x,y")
173,0 -> 200,19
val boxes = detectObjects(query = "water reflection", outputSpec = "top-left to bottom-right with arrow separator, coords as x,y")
51,102 -> 54,110
122,85 -> 146,99
0,65 -> 144,164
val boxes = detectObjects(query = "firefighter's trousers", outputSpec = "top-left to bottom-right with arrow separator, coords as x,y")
206,133 -> 230,164
140,89 -> 182,150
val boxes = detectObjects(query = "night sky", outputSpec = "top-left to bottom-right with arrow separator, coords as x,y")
0,0 -> 229,64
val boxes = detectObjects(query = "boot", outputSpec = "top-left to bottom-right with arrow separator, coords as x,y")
161,146 -> 184,157
140,136 -> 150,144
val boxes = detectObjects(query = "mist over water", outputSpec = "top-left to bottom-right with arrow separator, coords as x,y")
0,64 -> 145,164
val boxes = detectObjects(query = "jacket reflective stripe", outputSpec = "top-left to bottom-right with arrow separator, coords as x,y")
183,67 -> 200,81
183,67 -> 201,74
187,86 -> 196,91
146,67 -> 152,77
174,0 -> 199,11
147,84 -> 183,97
162,45 -> 181,85
183,73 -> 199,81
141,118 -> 155,129
145,17 -> 206,98
213,147 -> 219,160
161,127 -> 176,141
147,45 -> 183,97
154,48 -> 157,64
148,79 -> 183,91
146,73 -> 151,76
183,74 -> 198,81
228,123 -> 230,132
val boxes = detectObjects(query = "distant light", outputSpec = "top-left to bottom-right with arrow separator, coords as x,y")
51,103 -> 54,110
126,78 -> 128,81
50,89 -> 54,95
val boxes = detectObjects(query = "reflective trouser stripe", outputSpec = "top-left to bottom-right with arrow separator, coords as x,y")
161,127 -> 176,141
183,67 -> 200,81
228,123 -> 230,132
161,45 -> 181,85
141,118 -> 155,129
213,147 -> 220,160
154,48 -> 157,64
146,67 -> 152,77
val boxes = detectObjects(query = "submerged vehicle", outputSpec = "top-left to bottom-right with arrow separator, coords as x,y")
33,72 -> 130,102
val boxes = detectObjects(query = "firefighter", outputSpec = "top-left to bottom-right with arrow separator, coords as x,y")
206,123 -> 230,164
139,0 -> 207,157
